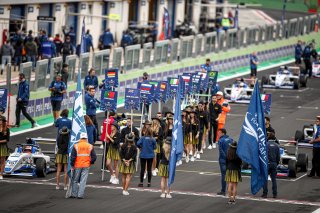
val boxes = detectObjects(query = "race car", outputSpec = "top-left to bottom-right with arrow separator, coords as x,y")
261,66 -> 307,89
294,124 -> 317,148
224,79 -> 253,103
241,140 -> 308,178
312,62 -> 320,78
4,138 -> 56,177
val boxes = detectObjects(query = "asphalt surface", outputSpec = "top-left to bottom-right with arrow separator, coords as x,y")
1,63 -> 320,213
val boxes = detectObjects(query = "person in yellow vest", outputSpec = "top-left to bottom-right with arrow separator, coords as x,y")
221,14 -> 231,32
70,133 -> 97,199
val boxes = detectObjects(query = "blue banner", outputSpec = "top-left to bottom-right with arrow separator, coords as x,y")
100,90 -> 118,112
159,81 -> 168,103
261,94 -> 272,115
0,88 -> 7,112
197,71 -> 209,91
104,68 -> 119,89
125,88 -> 141,110
168,77 -> 179,99
191,75 -> 201,95
148,80 -> 161,103
181,75 -> 192,95
237,81 -> 268,195
137,82 -> 155,105
208,71 -> 218,88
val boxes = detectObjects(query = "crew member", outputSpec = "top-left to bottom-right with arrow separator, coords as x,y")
48,74 -> 67,122
295,40 -> 303,66
216,91 -> 231,139
85,87 -> 100,138
208,95 -> 222,149
84,68 -> 99,90
308,116 -> 320,178
250,52 -> 259,84
302,43 -> 312,77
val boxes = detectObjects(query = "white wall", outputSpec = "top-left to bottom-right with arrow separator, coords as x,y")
25,5 -> 39,34
175,0 -> 185,26
138,0 -> 149,25
108,1 -> 128,45
53,3 -> 67,38
0,6 -> 10,43
192,1 -> 201,30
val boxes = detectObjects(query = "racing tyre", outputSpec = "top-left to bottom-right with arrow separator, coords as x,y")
294,130 -> 304,141
293,78 -> 300,89
36,158 -> 47,177
299,76 -> 307,87
261,76 -> 268,87
297,153 -> 308,172
288,159 -> 297,178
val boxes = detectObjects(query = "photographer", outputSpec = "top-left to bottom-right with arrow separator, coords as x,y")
48,74 -> 67,122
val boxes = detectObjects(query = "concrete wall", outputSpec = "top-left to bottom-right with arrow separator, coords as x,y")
53,3 -> 67,39
138,0 -> 149,25
175,0 -> 185,26
25,5 -> 39,34
0,6 -> 10,44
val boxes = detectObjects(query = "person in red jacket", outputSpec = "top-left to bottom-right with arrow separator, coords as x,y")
216,91 -> 231,139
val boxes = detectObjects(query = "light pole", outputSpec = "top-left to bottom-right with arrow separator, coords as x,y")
281,0 -> 287,25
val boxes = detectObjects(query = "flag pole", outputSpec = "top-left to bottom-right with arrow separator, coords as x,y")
158,99 -> 161,113
148,103 -> 152,121
140,102 -> 145,137
130,108 -> 133,133
101,110 -> 109,181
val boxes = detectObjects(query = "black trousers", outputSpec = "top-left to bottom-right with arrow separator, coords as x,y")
208,121 -> 218,146
15,101 -> 35,125
304,59 -> 312,77
88,115 -> 99,137
197,129 -> 204,152
140,158 -> 153,183
310,147 -> 320,177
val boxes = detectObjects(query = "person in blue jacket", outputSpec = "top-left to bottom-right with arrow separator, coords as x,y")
99,28 -> 114,50
137,122 -> 156,187
84,115 -> 97,145
217,128 -> 233,196
49,74 -> 67,122
302,43 -> 312,77
84,30 -> 94,53
294,40 -> 303,65
84,68 -> 99,90
41,37 -> 56,59
308,116 -> 320,178
121,30 -> 133,49
201,58 -> 212,73
55,109 -> 72,132
85,87 -> 100,138
14,73 -> 37,128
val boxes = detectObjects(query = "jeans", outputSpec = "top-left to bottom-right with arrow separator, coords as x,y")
263,163 -> 277,196
15,101 -> 35,125
1,56 -> 11,70
208,121 -> 218,146
27,55 -> 37,70
219,162 -> 227,193
140,158 -> 153,183
71,167 -> 90,198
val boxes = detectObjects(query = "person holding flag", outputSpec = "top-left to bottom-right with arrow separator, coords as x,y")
236,81 -> 268,196
159,137 -> 172,198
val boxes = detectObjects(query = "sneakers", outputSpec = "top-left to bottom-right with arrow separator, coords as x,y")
186,156 -> 189,163
109,175 -> 115,183
123,190 -> 130,196
212,143 -> 217,149
64,186 -> 68,191
100,144 -> 104,149
200,149 -> 203,154
144,172 -> 147,179
166,193 -> 172,199
189,151 -> 193,155
56,185 -> 60,190
203,144 -> 206,150
182,152 -> 186,158
196,153 -> 200,159
217,191 -> 225,196
190,156 -> 195,162
152,170 -> 157,176
111,178 -> 119,185
154,168 -> 158,173
261,194 -> 267,198
208,145 -> 213,150
31,123 -> 39,128
160,193 -> 166,198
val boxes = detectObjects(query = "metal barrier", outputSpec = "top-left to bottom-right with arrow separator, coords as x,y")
65,55 -> 77,82
34,59 -> 48,91
124,44 -> 140,71
20,62 -> 33,84
217,31 -> 226,51
170,38 -> 179,63
92,49 -> 110,75
142,42 -> 153,68
194,34 -> 203,56
180,36 -> 194,60
226,29 -> 237,49
154,40 -> 170,65
79,52 -> 90,77
6,63 -> 12,94
112,47 -> 123,70
50,57 -> 63,82
204,32 -> 217,54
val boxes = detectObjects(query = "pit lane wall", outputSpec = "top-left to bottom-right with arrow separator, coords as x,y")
8,31 -> 320,132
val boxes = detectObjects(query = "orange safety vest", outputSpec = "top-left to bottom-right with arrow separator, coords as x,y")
74,139 -> 92,168
217,97 -> 231,125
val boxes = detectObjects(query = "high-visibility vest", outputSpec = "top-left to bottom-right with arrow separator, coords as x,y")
217,98 -> 231,124
74,139 -> 92,168
221,18 -> 231,27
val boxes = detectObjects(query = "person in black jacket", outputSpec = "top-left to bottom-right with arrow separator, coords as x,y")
196,101 -> 208,159
151,117 -> 164,176
225,141 -> 242,204
119,133 -> 137,196
106,123 -> 121,185
208,95 -> 222,149
158,137 -> 172,198
120,118 -> 140,145
55,126 -> 70,190
262,132 -> 280,199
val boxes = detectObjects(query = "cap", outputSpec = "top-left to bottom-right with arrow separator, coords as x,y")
80,132 -> 88,139
216,91 -> 223,96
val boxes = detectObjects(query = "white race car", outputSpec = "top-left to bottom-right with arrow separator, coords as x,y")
261,66 -> 307,89
224,80 -> 253,103
4,138 -> 56,177
312,62 -> 320,78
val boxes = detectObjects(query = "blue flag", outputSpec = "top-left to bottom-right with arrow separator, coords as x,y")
80,17 -> 86,54
237,81 -> 268,195
168,77 -> 184,187
67,71 -> 88,178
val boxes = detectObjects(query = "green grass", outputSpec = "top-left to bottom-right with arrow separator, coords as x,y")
229,0 -> 315,13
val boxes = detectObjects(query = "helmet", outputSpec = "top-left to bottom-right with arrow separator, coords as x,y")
239,82 -> 245,87
216,91 -> 223,96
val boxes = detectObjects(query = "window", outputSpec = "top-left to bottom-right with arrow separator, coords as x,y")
87,4 -> 93,24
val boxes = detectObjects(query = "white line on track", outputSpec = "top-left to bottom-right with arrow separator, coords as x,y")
297,106 -> 319,110
296,118 -> 315,122
227,113 -> 245,117
279,95 -> 300,98
1,179 -> 320,207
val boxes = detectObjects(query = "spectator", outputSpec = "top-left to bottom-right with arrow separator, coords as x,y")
25,37 -> 38,71
99,29 -> 114,50
221,14 -> 231,31
41,37 -> 56,60
84,68 -> 99,90
158,137 -> 172,198
62,26 -> 76,48
225,141 -> 242,204
55,109 -> 72,132
14,73 -> 37,128
48,74 -> 67,122
295,40 -> 303,66
201,58 -> 212,73
85,87 -> 100,138
59,64 -> 69,86
121,30 -> 133,49
217,128 -> 233,196
24,30 -> 33,44
119,133 -> 137,196
0,116 -> 10,180
84,115 -> 97,145
106,123 -> 121,185
156,112 -> 166,131
265,117 -> 275,139
0,40 -> 14,75
53,34 -> 63,57
37,30 -> 48,58
120,117 -> 140,145
208,94 -> 222,149
69,133 -> 97,199
137,124 -> 156,187
13,40 -> 23,72
55,126 -> 70,190
61,36 -> 74,63
84,30 -> 94,53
